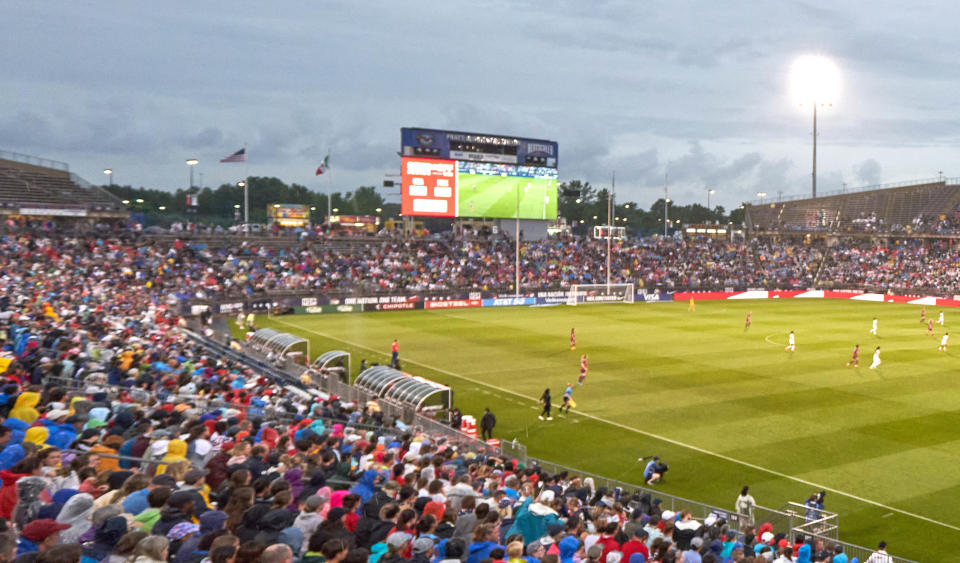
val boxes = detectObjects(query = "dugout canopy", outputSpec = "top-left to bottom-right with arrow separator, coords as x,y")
311,350 -> 351,383
354,365 -> 451,411
249,328 -> 309,362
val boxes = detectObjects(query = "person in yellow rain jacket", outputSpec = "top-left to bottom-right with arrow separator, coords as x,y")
9,392 -> 40,424
24,427 -> 49,448
157,439 -> 188,474
42,302 -> 60,322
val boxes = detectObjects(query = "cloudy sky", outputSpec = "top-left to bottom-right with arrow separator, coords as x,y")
4,1 -> 960,210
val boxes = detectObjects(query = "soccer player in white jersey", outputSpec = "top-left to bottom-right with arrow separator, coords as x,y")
870,346 -> 882,369
870,317 -> 878,335
785,331 -> 796,353
939,332 -> 949,352
938,311 -> 945,326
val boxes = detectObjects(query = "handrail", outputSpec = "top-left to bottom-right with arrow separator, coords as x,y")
0,149 -> 70,171
747,177 -> 958,205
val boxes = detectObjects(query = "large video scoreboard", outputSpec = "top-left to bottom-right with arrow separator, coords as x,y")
400,128 -> 559,219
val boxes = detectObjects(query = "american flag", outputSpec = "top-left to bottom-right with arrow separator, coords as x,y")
220,148 -> 246,163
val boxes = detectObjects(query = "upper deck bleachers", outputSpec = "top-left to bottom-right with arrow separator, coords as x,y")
0,156 -> 122,210
745,180 -> 960,234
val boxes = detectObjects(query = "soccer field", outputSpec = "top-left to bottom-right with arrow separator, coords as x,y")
259,300 -> 960,559
457,172 -> 557,219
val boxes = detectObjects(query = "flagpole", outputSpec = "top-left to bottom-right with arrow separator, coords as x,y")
243,143 -> 249,227
326,151 -> 332,225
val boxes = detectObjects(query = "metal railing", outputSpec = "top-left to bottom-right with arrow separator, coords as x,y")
748,177 -> 957,205
0,149 -> 70,171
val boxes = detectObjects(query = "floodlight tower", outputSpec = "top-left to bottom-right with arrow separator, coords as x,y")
791,55 -> 840,199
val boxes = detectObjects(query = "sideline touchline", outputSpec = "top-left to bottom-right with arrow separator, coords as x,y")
271,317 -> 960,533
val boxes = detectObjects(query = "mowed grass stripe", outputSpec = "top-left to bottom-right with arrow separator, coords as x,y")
262,300 -> 960,558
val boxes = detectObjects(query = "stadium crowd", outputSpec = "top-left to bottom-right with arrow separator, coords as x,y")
117,233 -> 954,298
0,230 -> 909,563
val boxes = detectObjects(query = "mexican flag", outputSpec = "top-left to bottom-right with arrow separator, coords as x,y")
315,155 -> 330,176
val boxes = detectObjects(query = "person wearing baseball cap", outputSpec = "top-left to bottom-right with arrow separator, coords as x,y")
178,468 -> 211,515
16,519 -> 70,555
383,532 -> 413,563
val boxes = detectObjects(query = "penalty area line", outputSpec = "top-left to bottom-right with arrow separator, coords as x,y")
271,317 -> 960,533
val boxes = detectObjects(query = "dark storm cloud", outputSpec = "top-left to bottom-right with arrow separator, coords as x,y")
2,1 -> 959,208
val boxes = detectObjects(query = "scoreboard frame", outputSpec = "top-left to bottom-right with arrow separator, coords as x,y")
401,127 -> 558,168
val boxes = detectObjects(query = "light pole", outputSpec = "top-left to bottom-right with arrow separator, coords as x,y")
664,197 -> 671,237
791,55 -> 839,199
707,188 -> 716,210
236,181 -> 247,226
757,191 -> 767,204
103,169 -> 113,186
663,173 -> 670,237
186,159 -> 199,189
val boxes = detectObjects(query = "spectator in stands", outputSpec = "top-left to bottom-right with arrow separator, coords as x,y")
16,520 -> 70,556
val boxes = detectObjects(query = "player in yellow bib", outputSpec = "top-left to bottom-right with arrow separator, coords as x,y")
689,297 -> 696,312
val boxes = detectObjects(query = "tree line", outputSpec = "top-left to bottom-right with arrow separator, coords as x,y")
105,178 -> 744,234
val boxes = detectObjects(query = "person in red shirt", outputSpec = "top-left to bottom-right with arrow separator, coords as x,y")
619,524 -> 650,562
595,521 -> 621,562
391,339 -> 399,367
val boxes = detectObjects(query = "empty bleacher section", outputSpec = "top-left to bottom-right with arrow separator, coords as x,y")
745,179 -> 960,234
0,150 -> 125,219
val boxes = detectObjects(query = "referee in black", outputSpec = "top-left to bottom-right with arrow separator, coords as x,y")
539,388 -> 553,420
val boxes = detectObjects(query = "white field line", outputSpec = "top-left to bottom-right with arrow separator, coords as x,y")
271,317 -> 960,533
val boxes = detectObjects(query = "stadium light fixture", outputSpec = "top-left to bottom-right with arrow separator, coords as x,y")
707,188 -> 716,209
624,204 -> 630,209
234,204 -> 241,209
375,207 -> 382,213
121,200 -> 130,205
237,181 -> 245,187
158,206 -> 166,211
592,215 -> 598,220
333,208 -> 339,213
791,55 -> 839,198
186,158 -> 199,189
575,198 -> 582,204
273,204 -> 281,208
310,206 -> 317,211
757,191 -> 767,204
135,198 -> 144,204
103,169 -> 113,186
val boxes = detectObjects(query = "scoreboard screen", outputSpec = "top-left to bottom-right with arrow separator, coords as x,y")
400,157 -> 558,220
400,128 -> 559,219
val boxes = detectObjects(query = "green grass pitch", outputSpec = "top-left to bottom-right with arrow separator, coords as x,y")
457,173 -> 557,219
259,300 -> 960,559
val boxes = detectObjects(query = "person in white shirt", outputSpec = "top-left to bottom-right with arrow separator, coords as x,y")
939,332 -> 949,352
785,331 -> 796,353
870,346 -> 882,369
870,317 -> 878,335
938,311 -> 945,326
865,540 -> 893,563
